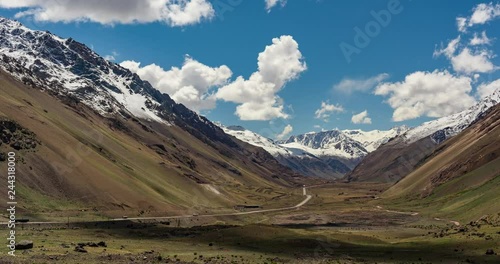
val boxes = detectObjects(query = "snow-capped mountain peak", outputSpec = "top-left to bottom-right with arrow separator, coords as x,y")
279,130 -> 368,159
342,126 -> 409,152
220,124 -> 410,178
222,123 -> 408,161
402,88 -> 500,144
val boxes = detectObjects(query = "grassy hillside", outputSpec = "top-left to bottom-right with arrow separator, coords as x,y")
0,70 -> 306,220
381,104 -> 500,222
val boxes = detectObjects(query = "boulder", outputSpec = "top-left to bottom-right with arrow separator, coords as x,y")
15,240 -> 33,250
97,241 -> 107,247
74,246 -> 87,253
87,242 -> 98,247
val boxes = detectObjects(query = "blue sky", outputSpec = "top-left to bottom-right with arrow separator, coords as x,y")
0,0 -> 499,139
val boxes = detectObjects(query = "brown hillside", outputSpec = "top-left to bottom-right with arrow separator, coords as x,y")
381,104 -> 500,221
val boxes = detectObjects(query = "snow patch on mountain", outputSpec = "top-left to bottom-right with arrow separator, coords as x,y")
219,124 -> 295,156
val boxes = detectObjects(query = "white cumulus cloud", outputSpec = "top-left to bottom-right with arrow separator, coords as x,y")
469,3 -> 500,26
0,0 -> 215,27
265,0 -> 287,12
333,73 -> 389,94
477,79 -> 500,99
276,124 -> 293,140
120,56 -> 232,112
104,51 -> 119,61
314,101 -> 344,121
351,110 -> 372,125
457,3 -> 500,32
375,70 -> 477,122
435,37 -> 497,75
451,48 -> 496,74
457,17 -> 468,32
104,54 -> 116,61
434,36 -> 461,58
470,31 -> 492,45
216,35 -> 307,121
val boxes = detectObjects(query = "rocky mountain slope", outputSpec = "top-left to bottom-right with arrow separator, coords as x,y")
346,88 -> 500,183
0,17 -> 305,216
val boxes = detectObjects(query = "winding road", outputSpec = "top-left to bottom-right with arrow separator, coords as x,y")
113,187 -> 312,221
1,187 -> 313,225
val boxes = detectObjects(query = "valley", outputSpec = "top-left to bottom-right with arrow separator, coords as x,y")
0,15 -> 498,264
1,183 -> 499,264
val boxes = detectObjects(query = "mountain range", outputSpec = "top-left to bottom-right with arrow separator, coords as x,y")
0,17 -> 304,214
221,124 -> 409,178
